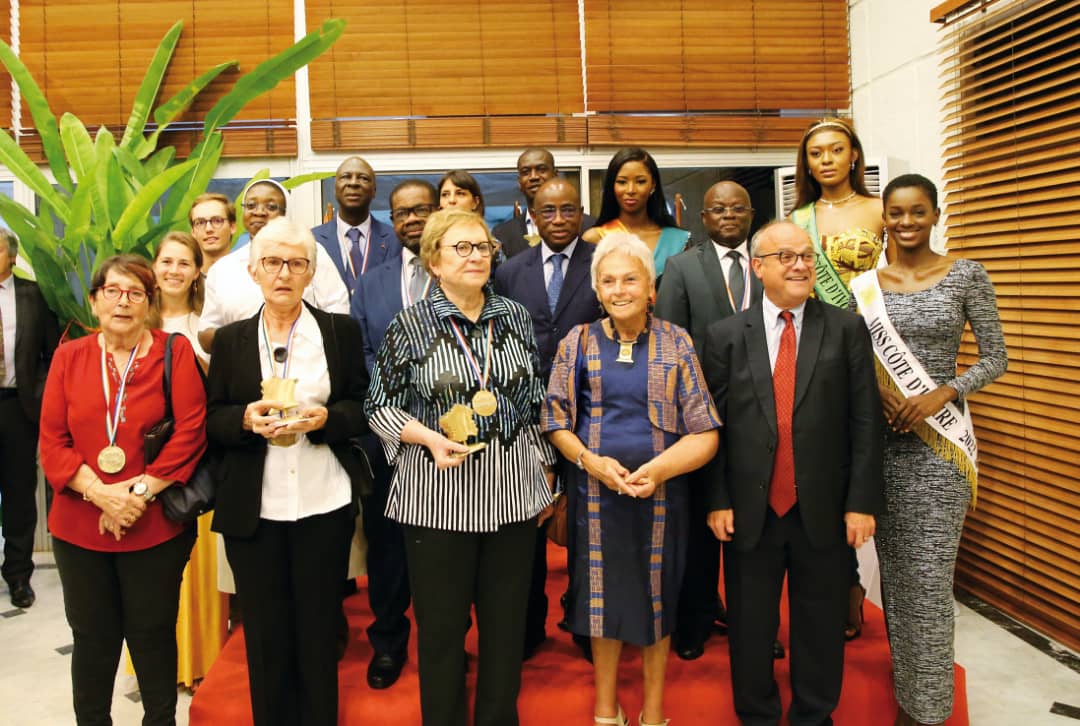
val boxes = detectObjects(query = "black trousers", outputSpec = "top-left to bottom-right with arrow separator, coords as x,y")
676,467 -> 722,643
225,504 -> 353,726
53,528 -> 196,726
404,517 -> 536,726
523,520 -> 549,645
0,396 -> 39,586
360,447 -> 411,658
724,506 -> 848,726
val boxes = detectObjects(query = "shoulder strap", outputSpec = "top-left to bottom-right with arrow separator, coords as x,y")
161,332 -> 180,420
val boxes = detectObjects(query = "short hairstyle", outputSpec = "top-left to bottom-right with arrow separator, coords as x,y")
151,231 -> 204,322
517,147 -> 556,169
242,179 -> 289,209
590,232 -> 657,292
418,208 -> 493,274
90,254 -> 155,303
794,117 -> 871,208
595,147 -> 679,229
390,179 -> 438,209
0,228 -> 17,257
882,173 -> 939,210
249,217 -> 318,271
188,192 -> 236,224
438,169 -> 486,216
748,220 -> 808,258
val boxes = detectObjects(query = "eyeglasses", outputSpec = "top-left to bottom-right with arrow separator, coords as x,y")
191,216 -> 228,230
97,285 -> 148,303
757,250 -> 818,266
242,200 -> 283,214
259,257 -> 311,275
535,204 -> 581,222
390,204 -> 436,222
704,205 -> 753,216
441,241 -> 498,258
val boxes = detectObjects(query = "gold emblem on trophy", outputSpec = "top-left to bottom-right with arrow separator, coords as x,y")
261,377 -> 301,446
439,403 -> 487,458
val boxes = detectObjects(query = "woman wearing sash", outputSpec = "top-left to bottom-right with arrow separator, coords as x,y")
850,174 -> 1006,726
39,254 -> 206,725
364,208 -> 555,726
582,147 -> 689,277
790,116 -> 884,639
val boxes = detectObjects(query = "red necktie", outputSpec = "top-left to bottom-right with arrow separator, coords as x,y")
769,311 -> 797,516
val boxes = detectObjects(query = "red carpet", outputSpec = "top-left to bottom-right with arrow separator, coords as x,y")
191,542 -> 968,725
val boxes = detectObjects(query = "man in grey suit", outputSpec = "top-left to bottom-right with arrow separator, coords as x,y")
0,229 -> 59,608
654,181 -> 761,660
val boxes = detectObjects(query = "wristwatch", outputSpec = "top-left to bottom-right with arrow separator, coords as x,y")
130,481 -> 156,502
575,448 -> 588,470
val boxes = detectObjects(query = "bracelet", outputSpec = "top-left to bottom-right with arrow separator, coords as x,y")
575,448 -> 588,470
82,480 -> 98,502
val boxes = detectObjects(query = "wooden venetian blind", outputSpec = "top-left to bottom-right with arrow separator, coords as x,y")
0,1 -> 11,131
306,0 -> 586,150
17,0 -> 297,158
583,0 -> 850,146
934,0 -> 1080,653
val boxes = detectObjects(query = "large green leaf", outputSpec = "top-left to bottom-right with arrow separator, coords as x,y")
160,131 -> 224,225
0,40 -> 73,193
134,60 -> 238,159
65,179 -> 94,245
59,113 -> 95,181
0,196 -> 45,257
144,146 -> 176,179
113,146 -> 149,187
112,158 -> 198,244
283,171 -> 334,190
0,131 -> 70,224
91,127 -> 122,231
120,21 -> 183,150
202,19 -> 345,137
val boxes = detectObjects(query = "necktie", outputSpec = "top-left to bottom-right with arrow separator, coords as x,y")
346,227 -> 364,279
547,253 -> 566,315
408,257 -> 428,304
727,250 -> 745,311
769,311 -> 797,516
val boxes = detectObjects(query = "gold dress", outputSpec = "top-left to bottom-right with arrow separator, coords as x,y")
820,228 -> 884,289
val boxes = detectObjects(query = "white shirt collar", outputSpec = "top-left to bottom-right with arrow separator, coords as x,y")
541,238 -> 578,265
712,239 -> 749,263
336,214 -> 371,243
762,293 -> 806,327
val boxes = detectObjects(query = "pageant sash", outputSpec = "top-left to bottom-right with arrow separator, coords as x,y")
851,270 -> 979,505
791,203 -> 851,308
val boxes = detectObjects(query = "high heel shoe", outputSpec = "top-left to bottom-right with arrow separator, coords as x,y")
594,705 -> 628,726
638,712 -> 670,726
844,583 -> 866,641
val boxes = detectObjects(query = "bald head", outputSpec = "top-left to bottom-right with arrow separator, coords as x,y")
749,221 -> 816,309
532,178 -> 583,252
335,156 -> 376,225
702,181 -> 754,249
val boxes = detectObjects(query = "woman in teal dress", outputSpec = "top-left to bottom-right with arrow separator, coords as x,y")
582,147 -> 690,277
543,233 -> 720,726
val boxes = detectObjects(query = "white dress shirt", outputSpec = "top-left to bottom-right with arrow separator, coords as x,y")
541,238 -> 577,286
199,244 -> 349,335
761,294 -> 806,373
335,214 -> 372,278
0,274 -> 16,387
256,305 -> 352,521
713,239 -> 751,310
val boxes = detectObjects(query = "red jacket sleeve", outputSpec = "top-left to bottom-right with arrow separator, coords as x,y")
39,340 -> 85,492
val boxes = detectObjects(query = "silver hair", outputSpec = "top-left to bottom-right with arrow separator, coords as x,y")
590,232 -> 656,292
748,220 -> 789,259
248,217 -> 318,271
0,228 -> 17,257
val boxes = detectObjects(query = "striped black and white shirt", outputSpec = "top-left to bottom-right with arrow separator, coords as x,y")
364,285 -> 555,532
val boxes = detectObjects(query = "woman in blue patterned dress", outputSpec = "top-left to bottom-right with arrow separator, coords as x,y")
542,233 -> 720,726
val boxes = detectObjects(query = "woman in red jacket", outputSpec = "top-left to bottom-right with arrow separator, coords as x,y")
39,254 -> 207,726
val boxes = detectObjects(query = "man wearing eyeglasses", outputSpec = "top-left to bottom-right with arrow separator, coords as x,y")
189,193 -> 237,273
653,180 -> 763,662
701,221 -> 884,726
493,178 -> 603,661
347,179 -> 439,690
312,157 -> 399,297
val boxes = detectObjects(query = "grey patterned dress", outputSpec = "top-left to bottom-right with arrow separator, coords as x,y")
873,258 -> 1007,723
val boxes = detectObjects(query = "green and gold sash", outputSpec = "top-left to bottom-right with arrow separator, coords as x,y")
791,202 -> 851,308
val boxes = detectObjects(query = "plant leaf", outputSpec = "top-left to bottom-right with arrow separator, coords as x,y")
144,146 -> 176,179
135,60 -> 238,158
0,131 -> 70,224
160,131 -> 224,226
282,171 -> 334,190
92,127 -> 122,230
112,158 -> 198,244
120,20 -> 183,150
59,113 -> 95,181
113,146 -> 149,187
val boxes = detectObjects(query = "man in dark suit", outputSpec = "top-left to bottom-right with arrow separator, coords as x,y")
493,178 -> 603,659
349,179 -> 438,689
493,148 -> 596,258
703,221 -> 884,725
0,229 -> 60,608
655,181 -> 762,660
312,156 -> 399,297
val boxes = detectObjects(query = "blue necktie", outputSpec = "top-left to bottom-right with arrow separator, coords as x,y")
346,227 -> 364,279
547,253 -> 566,315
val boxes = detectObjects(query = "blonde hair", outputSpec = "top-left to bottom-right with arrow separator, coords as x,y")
590,232 -> 656,292
418,208 -> 493,274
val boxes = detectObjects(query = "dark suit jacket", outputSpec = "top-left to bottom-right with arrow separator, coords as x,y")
702,298 -> 885,552
349,254 -> 406,373
312,216 -> 400,294
12,277 -> 60,423
493,209 -> 597,259
655,241 -> 762,355
492,240 -> 603,379
207,304 -> 372,538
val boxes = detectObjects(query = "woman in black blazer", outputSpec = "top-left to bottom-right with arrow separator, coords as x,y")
207,217 -> 370,726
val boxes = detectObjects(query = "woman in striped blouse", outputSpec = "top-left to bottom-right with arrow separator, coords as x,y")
364,208 -> 555,726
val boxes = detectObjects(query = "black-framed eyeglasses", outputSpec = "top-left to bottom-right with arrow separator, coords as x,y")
243,200 -> 282,214
756,250 -> 817,267
390,204 -> 436,222
191,216 -> 228,229
704,205 -> 753,216
259,257 -> 311,275
96,285 -> 148,303
535,204 -> 581,222
441,241 -> 498,258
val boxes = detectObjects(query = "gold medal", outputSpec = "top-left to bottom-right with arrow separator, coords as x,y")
97,445 -> 126,474
471,390 -> 498,417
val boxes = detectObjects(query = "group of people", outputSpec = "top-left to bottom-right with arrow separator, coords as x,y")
0,125 -> 1007,726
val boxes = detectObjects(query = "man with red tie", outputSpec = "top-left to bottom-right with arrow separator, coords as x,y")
702,221 -> 884,725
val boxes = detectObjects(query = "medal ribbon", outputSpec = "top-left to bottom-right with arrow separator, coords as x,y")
100,339 -> 139,448
447,317 -> 493,392
260,309 -> 301,379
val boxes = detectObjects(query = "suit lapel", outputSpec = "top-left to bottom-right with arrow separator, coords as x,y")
237,314 -> 266,403
554,241 -> 590,320
793,299 -> 824,412
700,243 -> 735,318
744,305 -> 777,436
318,226 -> 347,282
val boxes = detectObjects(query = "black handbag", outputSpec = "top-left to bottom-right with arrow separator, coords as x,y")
147,333 -> 215,523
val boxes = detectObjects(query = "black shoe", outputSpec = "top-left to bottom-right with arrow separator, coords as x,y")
772,640 -> 785,660
523,632 -> 546,662
367,652 -> 406,689
674,636 -> 705,661
9,581 -> 34,609
572,633 -> 593,663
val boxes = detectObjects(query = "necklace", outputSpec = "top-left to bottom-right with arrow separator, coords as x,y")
817,190 -> 858,208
